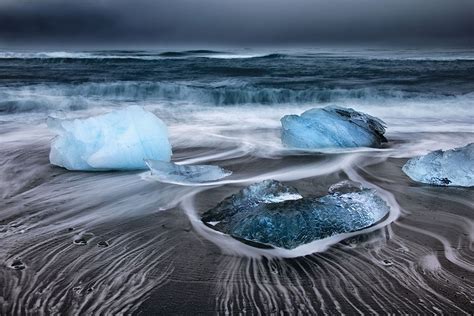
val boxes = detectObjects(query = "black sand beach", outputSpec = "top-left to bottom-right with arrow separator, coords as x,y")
1,133 -> 472,314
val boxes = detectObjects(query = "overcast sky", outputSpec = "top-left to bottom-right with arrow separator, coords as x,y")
0,0 -> 473,48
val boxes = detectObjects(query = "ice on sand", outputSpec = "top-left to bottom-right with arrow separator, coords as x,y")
402,143 -> 474,187
202,180 -> 390,249
48,106 -> 172,170
146,159 -> 232,184
281,106 -> 387,149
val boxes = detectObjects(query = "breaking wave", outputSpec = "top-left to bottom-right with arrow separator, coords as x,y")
2,81 -> 474,114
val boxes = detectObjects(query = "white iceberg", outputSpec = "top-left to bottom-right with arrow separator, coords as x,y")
48,106 -> 172,170
402,143 -> 474,187
281,106 -> 387,149
145,159 -> 232,184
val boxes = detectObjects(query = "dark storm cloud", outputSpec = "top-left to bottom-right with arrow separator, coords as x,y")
0,0 -> 473,47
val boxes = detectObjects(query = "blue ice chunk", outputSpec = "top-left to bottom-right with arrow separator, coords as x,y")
402,143 -> 474,187
48,106 -> 172,170
201,180 -> 390,249
281,106 -> 387,149
145,159 -> 232,184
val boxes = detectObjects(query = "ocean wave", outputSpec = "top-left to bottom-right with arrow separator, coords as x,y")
1,49 -> 473,61
203,53 -> 285,59
0,51 -> 99,59
159,50 -> 225,57
0,95 -> 94,114
0,81 -> 415,103
0,50 -> 278,61
1,81 -> 473,114
360,56 -> 474,62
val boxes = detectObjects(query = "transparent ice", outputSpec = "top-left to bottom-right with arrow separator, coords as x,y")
202,180 -> 390,249
402,143 -> 474,187
145,159 -> 232,184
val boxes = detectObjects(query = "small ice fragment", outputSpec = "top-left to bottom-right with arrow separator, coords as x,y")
201,180 -> 302,223
260,192 -> 303,203
145,159 -> 232,184
201,180 -> 390,249
328,180 -> 363,195
281,106 -> 387,149
402,143 -> 474,187
48,106 -> 172,171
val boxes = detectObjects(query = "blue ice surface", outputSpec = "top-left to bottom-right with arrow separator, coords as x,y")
402,143 -> 474,187
201,180 -> 390,249
48,106 -> 172,171
145,159 -> 232,184
281,106 -> 387,149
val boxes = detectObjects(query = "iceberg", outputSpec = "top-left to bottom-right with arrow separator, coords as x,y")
145,159 -> 232,184
281,106 -> 387,149
402,143 -> 474,187
48,106 -> 172,170
201,180 -> 390,249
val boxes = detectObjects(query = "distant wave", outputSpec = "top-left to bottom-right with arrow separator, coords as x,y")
2,50 -> 473,61
359,56 -> 474,62
204,53 -> 286,59
0,50 -> 279,61
159,50 -> 225,57
252,53 -> 287,59
0,51 -> 99,59
158,50 -> 271,59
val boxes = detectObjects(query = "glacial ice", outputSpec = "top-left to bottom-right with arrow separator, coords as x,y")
280,106 -> 387,149
201,180 -> 390,249
145,159 -> 232,184
402,143 -> 474,187
48,106 -> 172,170
328,180 -> 363,195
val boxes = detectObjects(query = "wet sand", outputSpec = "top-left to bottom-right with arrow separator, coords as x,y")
1,128 -> 472,314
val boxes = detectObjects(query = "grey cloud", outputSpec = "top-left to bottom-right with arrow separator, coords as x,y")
0,0 -> 472,47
